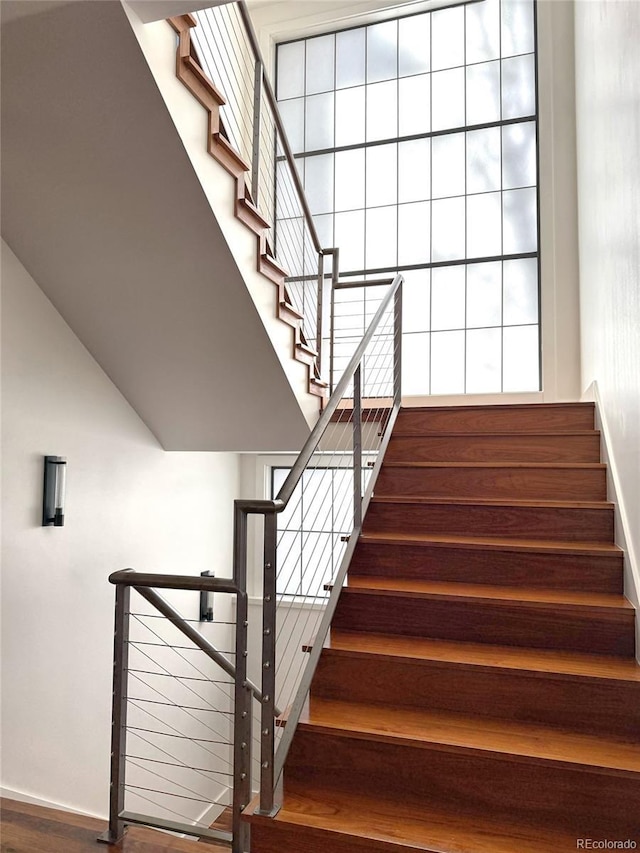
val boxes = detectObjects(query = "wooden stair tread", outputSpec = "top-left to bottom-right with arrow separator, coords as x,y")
343,577 -> 633,609
381,461 -> 606,469
301,699 -> 640,775
369,495 -> 613,509
247,785 -> 578,852
326,631 -> 640,682
391,430 -> 599,437
358,530 -> 623,557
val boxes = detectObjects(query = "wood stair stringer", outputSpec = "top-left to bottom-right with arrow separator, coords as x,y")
166,14 -> 327,400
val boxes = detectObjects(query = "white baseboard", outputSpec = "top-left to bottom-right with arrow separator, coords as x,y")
0,786 -> 105,820
583,381 -> 640,662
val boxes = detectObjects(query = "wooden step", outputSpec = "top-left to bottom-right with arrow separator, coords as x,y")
364,496 -> 615,542
283,727 -> 640,837
375,461 -> 607,501
385,431 -> 601,462
313,633 -> 640,738
302,699 -> 640,776
246,786 -> 581,853
394,402 -> 595,434
349,533 -> 624,593
332,580 -> 635,655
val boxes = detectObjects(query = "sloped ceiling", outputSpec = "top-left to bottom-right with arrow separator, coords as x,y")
1,0 -> 312,451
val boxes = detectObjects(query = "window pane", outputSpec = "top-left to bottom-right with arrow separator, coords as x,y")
503,187 -> 537,254
279,98 -> 304,153
431,265 -> 465,330
467,192 -> 502,257
303,469 -> 333,532
501,0 -> 535,58
335,210 -> 365,271
467,0 -> 500,63
502,54 -> 536,119
367,81 -> 398,141
399,13 -> 430,76
503,258 -> 538,324
431,331 -> 465,394
467,261 -> 502,327
367,20 -> 398,83
466,60 -> 501,125
302,532 -> 333,596
313,213 -> 334,249
306,34 -> 335,95
503,324 -> 539,391
402,332 -> 430,395
305,92 -> 334,150
366,206 -> 397,269
273,469 -> 302,528
336,28 -> 365,89
304,154 -> 334,215
467,127 -> 501,194
335,87 -> 365,147
398,138 -> 430,203
398,201 -> 430,265
399,74 -> 430,136
432,6 -> 464,71
432,197 -> 465,262
432,68 -> 465,131
432,132 -> 465,199
466,327 -> 502,392
401,268 -> 431,333
502,121 -> 536,189
335,149 -> 364,212
277,41 -> 305,100
366,143 -> 397,208
277,531 -> 302,595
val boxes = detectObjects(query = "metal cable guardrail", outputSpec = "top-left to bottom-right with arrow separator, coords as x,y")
189,1 -> 324,376
104,275 -> 402,852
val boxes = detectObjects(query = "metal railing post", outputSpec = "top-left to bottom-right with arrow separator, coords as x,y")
316,251 -> 324,376
251,59 -> 263,207
329,248 -> 339,394
393,280 -> 403,406
353,364 -> 363,531
257,510 -> 278,816
232,505 -> 251,853
98,584 -> 130,844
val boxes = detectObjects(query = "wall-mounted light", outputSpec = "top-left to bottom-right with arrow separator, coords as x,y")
200,570 -> 214,622
42,455 -> 67,526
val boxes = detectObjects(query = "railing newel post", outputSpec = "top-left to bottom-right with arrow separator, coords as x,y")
353,364 -> 363,531
257,510 -> 278,817
394,279 -> 403,406
251,58 -> 263,209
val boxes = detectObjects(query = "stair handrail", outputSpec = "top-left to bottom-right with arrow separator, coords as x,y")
234,272 -> 404,818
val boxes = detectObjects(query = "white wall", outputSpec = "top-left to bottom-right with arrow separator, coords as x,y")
1,241 -> 241,817
574,1 -> 640,622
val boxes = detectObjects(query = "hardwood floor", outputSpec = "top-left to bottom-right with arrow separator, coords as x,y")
246,403 -> 640,852
0,798 -> 228,853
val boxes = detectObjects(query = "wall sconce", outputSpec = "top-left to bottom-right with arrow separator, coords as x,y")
200,571 -> 214,622
42,455 -> 67,526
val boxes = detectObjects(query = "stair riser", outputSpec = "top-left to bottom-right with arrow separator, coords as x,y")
250,821 -> 410,853
285,730 -> 640,836
375,465 -> 607,501
394,405 -> 595,434
386,434 -> 601,463
349,542 -> 623,593
312,654 -> 640,739
333,592 -> 635,655
364,502 -> 614,542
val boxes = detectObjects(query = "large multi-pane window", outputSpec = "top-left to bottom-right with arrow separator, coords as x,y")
276,0 -> 540,395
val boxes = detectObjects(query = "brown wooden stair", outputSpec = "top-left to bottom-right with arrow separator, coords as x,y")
246,402 -> 640,851
166,15 -> 326,400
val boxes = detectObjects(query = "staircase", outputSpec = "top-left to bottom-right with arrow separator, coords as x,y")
246,402 -> 640,852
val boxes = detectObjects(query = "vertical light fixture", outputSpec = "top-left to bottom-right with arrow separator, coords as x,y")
200,570 -> 214,622
42,455 -> 67,526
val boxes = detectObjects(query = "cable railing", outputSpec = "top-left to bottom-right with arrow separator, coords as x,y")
188,0 -> 325,377
103,274 -> 402,851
